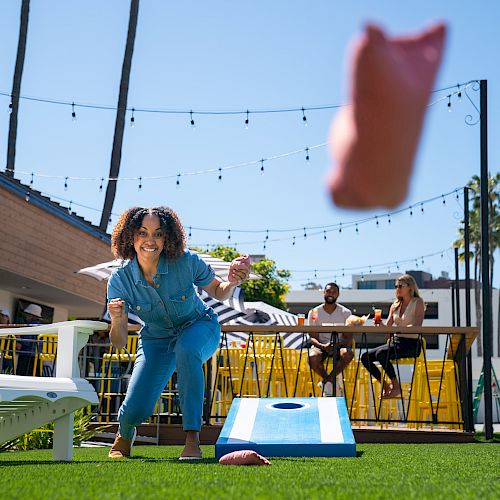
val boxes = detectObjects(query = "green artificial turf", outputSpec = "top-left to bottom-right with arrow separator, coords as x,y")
0,443 -> 499,499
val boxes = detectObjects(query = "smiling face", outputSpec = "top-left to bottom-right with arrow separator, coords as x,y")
133,214 -> 165,261
324,284 -> 339,305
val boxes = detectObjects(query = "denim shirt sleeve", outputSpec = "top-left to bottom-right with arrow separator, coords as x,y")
190,252 -> 215,287
107,271 -> 132,313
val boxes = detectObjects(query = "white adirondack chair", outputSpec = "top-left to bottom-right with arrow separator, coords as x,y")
0,320 -> 107,461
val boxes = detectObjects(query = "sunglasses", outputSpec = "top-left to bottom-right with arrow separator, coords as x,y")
395,283 -> 409,289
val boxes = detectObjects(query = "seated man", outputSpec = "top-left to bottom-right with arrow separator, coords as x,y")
307,283 -> 353,396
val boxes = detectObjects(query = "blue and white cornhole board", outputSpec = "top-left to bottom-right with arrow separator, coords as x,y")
216,398 -> 356,459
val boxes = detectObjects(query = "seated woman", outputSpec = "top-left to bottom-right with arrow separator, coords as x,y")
360,274 -> 425,399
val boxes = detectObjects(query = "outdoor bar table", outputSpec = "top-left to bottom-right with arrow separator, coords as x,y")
219,325 -> 478,430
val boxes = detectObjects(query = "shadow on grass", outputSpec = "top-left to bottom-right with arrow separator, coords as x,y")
130,456 -> 218,464
474,432 -> 500,444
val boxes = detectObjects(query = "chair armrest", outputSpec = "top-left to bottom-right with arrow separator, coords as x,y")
0,320 -> 108,377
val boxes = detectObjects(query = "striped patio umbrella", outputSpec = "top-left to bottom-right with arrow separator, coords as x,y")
225,301 -> 305,349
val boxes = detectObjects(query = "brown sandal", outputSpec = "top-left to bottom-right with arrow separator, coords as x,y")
108,430 -> 136,458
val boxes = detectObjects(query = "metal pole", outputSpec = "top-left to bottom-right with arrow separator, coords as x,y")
451,282 -> 456,327
464,187 -> 472,327
479,80 -> 493,439
455,247 -> 471,430
454,248 -> 461,327
464,186 -> 474,432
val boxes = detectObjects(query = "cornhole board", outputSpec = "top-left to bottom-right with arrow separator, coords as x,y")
215,397 -> 356,459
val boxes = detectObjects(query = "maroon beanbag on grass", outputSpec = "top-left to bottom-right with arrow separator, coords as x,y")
328,22 -> 447,209
219,450 -> 271,466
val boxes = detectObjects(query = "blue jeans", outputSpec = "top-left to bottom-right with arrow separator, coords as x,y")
117,314 -> 220,439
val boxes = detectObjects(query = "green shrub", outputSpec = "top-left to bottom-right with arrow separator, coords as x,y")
0,406 -> 109,451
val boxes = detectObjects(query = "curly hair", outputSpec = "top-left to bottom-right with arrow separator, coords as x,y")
111,207 -> 186,260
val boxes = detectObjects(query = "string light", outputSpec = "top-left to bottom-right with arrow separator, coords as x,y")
409,205 -> 413,217
11,142 -> 327,184
447,95 -> 451,112
64,177 -> 68,190
29,173 -> 34,189
292,236 -> 296,246
35,185 -> 462,246
457,84 -> 462,101
8,100 -> 12,114
260,159 -> 264,174
218,168 -> 222,181
227,229 -> 231,241
130,108 -> 135,127
68,201 -> 72,214
244,110 -> 249,129
138,176 -> 142,191
420,203 -> 424,214
287,248 -> 450,277
176,174 -> 180,187
305,148 -> 309,161
0,80 -> 476,120
99,177 -> 104,192
190,110 -> 195,129
323,230 -> 327,241
442,195 -> 446,206
71,102 -> 76,121
188,227 -> 192,238
25,190 -> 30,202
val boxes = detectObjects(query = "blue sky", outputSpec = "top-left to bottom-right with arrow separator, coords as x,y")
0,1 -> 498,289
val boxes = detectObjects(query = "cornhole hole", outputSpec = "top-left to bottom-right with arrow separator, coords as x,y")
215,397 -> 356,459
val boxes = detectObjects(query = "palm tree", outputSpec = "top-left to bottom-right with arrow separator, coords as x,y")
5,0 -> 30,177
454,173 -> 500,356
99,0 -> 140,231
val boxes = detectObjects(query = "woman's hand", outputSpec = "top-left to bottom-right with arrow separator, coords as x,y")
108,298 -> 126,322
228,255 -> 251,285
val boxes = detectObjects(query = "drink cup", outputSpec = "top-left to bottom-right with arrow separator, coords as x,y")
297,314 -> 305,326
311,309 -> 318,323
374,309 -> 382,325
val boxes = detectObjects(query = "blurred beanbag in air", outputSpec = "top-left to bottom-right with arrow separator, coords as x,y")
328,22 -> 447,209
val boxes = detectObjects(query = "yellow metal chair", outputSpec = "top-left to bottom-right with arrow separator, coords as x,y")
0,334 -> 17,374
408,359 -> 462,429
211,347 -> 250,421
369,337 -> 426,428
33,334 -> 58,376
98,334 -> 139,422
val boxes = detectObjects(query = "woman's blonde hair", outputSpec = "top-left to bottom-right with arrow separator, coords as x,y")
393,274 -> 421,309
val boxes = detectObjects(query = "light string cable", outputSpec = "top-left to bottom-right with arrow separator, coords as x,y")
188,187 -> 463,247
287,247 -> 453,282
33,185 -> 463,243
9,80 -> 475,184
13,142 -> 327,184
30,184 -> 462,247
1,79 -> 477,119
